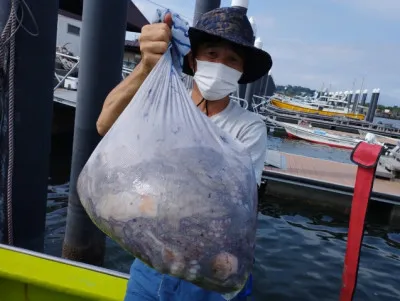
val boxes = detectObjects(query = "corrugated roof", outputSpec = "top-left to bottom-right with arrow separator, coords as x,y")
59,0 -> 149,33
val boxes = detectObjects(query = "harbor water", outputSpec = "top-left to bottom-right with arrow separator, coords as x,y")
44,121 -> 400,301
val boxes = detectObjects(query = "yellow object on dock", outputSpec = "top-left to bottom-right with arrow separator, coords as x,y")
270,98 -> 365,120
0,244 -> 129,301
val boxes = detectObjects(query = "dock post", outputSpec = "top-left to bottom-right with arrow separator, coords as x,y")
0,0 -> 11,243
368,89 -> 380,123
264,71 -> 274,97
238,84 -> 247,99
62,0 -> 128,266
366,90 -> 375,122
259,74 -> 268,97
346,91 -> 353,110
0,0 -> 58,251
245,37 -> 263,111
193,0 -> 221,25
360,89 -> 368,106
389,205 -> 400,229
351,90 -> 360,113
0,0 -> 10,32
231,0 -> 249,101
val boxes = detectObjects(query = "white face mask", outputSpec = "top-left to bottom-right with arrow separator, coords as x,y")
193,59 -> 243,101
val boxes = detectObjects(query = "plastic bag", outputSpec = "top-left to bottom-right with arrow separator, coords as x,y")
77,9 -> 258,295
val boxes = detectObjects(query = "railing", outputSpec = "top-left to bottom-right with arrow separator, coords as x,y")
54,52 -> 80,91
54,52 -> 135,91
229,95 -> 248,110
252,95 -> 269,114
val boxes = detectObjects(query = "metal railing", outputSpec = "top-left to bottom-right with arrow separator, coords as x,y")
54,52 -> 135,91
54,52 -> 80,91
229,95 -> 248,110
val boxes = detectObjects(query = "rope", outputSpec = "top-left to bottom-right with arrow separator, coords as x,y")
0,0 -> 38,245
6,0 -> 17,246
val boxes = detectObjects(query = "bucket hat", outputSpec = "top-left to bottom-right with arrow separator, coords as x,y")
182,6 -> 273,84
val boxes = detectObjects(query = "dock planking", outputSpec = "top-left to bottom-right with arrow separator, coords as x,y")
263,150 -> 400,205
54,88 -> 77,107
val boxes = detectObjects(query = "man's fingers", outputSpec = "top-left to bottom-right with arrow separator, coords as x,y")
164,13 -> 173,28
141,41 -> 169,55
141,23 -> 171,43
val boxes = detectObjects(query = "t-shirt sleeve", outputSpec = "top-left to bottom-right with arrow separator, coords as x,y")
239,119 -> 268,186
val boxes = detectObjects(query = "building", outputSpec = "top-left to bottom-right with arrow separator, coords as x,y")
57,0 -> 148,60
123,40 -> 141,69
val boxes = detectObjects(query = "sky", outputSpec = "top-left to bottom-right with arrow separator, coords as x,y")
128,0 -> 400,106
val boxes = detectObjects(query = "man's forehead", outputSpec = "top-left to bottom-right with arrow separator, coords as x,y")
199,41 -> 244,57
201,41 -> 233,49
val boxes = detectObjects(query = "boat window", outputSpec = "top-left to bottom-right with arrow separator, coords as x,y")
67,24 -> 80,36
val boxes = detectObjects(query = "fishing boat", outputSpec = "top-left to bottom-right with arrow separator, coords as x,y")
267,118 -> 385,149
270,93 -> 366,120
0,243 -> 128,301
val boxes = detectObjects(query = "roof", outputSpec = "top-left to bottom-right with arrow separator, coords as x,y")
124,39 -> 140,52
59,0 -> 149,33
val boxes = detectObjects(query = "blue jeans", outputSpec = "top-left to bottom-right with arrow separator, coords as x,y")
124,259 -> 252,301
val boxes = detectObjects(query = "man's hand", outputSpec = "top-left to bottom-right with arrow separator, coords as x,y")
139,13 -> 173,74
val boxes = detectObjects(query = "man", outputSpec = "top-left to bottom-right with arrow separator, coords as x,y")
97,6 -> 272,301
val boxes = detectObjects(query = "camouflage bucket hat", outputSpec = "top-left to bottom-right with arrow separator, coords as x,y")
182,6 -> 273,84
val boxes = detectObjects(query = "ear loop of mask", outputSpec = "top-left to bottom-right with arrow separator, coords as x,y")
196,98 -> 209,116
193,56 -> 209,116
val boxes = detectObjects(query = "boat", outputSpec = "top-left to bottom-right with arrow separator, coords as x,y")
267,118 -> 385,149
0,243 -> 128,301
358,129 -> 400,146
269,93 -> 366,121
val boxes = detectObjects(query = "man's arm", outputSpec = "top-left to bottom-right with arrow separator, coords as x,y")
96,16 -> 172,136
96,62 -> 150,136
239,120 -> 268,186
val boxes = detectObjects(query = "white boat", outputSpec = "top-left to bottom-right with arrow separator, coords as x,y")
267,118 -> 384,150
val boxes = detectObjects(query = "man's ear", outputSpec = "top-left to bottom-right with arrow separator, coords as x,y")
187,51 -> 196,73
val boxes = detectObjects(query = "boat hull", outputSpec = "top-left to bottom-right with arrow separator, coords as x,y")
286,130 -> 356,149
268,118 -> 361,149
0,244 -> 129,301
270,98 -> 365,121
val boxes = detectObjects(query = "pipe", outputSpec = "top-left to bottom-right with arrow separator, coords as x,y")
360,89 -> 368,106
231,0 -> 248,14
0,0 -> 11,243
8,0 -> 58,251
245,36 -> 262,111
347,91 -> 353,110
0,0 -> 10,33
232,0 -> 249,100
193,0 -> 221,26
366,89 -> 374,122
368,89 -> 380,123
352,90 -> 360,113
62,0 -> 128,266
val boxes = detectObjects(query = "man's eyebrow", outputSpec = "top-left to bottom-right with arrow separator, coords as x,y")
202,42 -> 219,48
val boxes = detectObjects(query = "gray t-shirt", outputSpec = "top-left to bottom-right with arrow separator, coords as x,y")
209,100 -> 267,186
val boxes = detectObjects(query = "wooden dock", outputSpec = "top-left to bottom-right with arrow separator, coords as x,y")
262,150 -> 400,207
54,88 -> 77,107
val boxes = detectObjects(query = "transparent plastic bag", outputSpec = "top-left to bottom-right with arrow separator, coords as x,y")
77,9 -> 258,295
